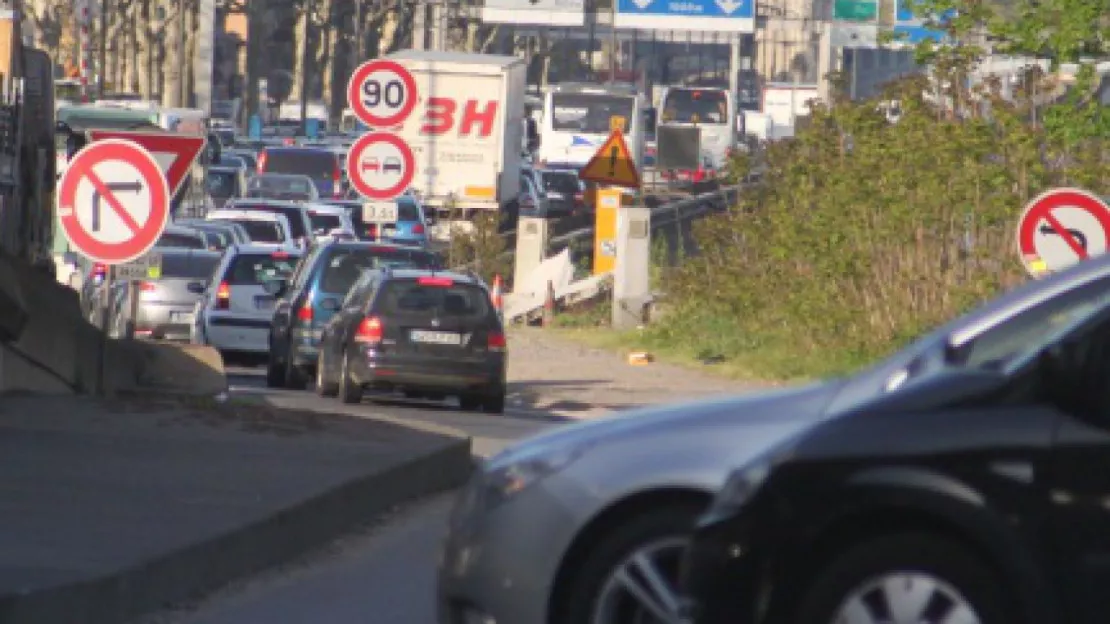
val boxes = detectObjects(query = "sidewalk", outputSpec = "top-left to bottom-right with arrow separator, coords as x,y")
0,395 -> 470,624
506,328 -> 770,419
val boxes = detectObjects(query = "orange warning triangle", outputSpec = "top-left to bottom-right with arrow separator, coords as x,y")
578,130 -> 641,189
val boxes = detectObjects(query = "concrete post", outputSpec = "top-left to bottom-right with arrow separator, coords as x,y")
513,217 -> 550,293
611,206 -> 651,330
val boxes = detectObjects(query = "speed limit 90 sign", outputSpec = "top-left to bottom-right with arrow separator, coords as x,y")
346,60 -> 418,128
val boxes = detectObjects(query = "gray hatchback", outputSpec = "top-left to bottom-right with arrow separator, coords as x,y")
110,249 -> 222,340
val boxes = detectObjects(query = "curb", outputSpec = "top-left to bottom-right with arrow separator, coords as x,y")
0,437 -> 473,624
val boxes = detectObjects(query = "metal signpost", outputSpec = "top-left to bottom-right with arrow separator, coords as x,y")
55,139 -> 170,395
1017,188 -> 1110,278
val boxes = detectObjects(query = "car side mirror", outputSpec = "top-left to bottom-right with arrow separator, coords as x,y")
186,282 -> 206,295
262,279 -> 287,297
319,297 -> 340,312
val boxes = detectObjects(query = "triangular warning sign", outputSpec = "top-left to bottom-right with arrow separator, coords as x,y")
578,130 -> 640,189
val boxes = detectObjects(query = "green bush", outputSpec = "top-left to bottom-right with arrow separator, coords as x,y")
647,10 -> 1109,378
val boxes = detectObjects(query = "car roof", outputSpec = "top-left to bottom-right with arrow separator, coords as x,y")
261,146 -> 336,155
207,209 -> 288,223
208,165 -> 242,173
383,268 -> 481,285
226,199 -> 307,210
317,241 -> 435,254
228,244 -> 305,257
303,203 -> 348,215
252,172 -> 314,180
163,223 -> 204,236
155,248 -> 222,260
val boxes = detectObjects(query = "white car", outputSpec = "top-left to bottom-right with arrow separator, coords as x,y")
206,209 -> 294,248
304,203 -> 356,244
191,245 -> 304,357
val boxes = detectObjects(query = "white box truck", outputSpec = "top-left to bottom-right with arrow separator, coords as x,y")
385,50 -> 527,226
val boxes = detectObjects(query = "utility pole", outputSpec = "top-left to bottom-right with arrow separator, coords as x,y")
299,0 -> 315,135
98,0 -> 108,97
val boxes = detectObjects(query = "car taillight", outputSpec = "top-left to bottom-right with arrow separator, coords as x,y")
214,281 -> 231,310
296,303 -> 313,322
355,316 -> 383,344
365,224 -> 378,240
93,262 -> 106,282
411,223 -> 425,235
140,282 -> 157,292
333,164 -> 343,198
283,137 -> 296,146
487,331 -> 507,352
256,152 -> 267,173
271,250 -> 289,259
417,276 -> 454,287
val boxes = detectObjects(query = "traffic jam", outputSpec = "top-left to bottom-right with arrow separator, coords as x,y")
53,49 -> 1110,624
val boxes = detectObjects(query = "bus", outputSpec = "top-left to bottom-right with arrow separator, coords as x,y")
657,86 -> 737,170
538,83 -> 646,173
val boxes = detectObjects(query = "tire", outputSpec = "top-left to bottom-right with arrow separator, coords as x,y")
556,506 -> 698,624
266,335 -> 287,388
284,345 -> 307,390
458,394 -> 483,411
315,351 -> 338,397
792,532 -> 1013,624
338,352 -> 362,404
482,392 -> 505,414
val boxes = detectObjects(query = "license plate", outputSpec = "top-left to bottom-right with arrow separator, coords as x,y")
410,330 -> 462,345
170,311 -> 194,324
254,296 -> 274,311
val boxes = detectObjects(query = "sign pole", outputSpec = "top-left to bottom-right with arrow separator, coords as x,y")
96,266 -> 114,397
126,277 -> 140,339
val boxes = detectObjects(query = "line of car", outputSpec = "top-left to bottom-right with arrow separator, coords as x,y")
437,253 -> 1110,624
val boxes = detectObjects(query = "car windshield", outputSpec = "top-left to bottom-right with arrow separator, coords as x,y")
162,254 -> 221,279
263,151 -> 335,180
661,89 -> 729,124
947,285 -> 1110,373
319,248 -> 439,294
225,252 -> 300,285
551,93 -> 635,134
378,280 -> 491,321
206,170 -> 239,199
543,173 -> 580,194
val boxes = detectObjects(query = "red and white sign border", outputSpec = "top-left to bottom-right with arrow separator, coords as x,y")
346,132 -> 416,201
346,59 -> 419,129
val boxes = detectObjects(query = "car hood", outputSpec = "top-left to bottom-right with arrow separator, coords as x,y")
487,381 -> 847,469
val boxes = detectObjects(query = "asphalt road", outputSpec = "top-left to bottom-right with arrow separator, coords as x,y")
139,365 -> 566,624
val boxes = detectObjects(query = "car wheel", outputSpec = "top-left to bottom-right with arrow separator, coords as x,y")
458,394 -> 483,411
482,392 -> 505,414
284,345 -> 307,390
315,351 -> 338,397
338,352 -> 362,404
265,344 -> 286,388
557,507 -> 696,624
792,532 -> 1013,624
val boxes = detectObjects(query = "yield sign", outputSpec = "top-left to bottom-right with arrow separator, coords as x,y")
86,130 -> 205,198
1016,187 -> 1110,277
56,139 -> 170,265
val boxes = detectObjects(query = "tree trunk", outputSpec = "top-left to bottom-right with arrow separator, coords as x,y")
138,0 -> 154,99
244,0 -> 267,128
161,4 -> 184,107
291,7 -> 308,104
319,0 -> 340,124
184,1 -> 197,106
378,9 -> 400,56
125,3 -> 139,93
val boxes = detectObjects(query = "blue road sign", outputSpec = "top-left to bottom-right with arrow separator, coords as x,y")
614,0 -> 755,32
248,114 -> 262,140
893,1 -> 951,45
306,118 -> 320,139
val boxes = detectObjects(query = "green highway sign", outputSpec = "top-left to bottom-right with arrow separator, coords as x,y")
833,0 -> 877,21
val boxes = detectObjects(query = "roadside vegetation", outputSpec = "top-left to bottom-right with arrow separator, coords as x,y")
567,0 -> 1109,380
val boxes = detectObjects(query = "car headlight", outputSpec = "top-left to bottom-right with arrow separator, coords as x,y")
706,461 -> 772,517
481,443 -> 591,510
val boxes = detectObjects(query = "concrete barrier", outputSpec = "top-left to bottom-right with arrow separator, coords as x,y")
109,341 -> 228,396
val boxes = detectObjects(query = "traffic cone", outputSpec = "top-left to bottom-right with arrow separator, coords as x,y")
542,280 -> 556,328
491,274 -> 504,319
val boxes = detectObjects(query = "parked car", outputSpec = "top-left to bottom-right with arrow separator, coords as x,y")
206,209 -> 295,248
206,165 -> 249,209
192,245 -> 303,358
223,198 -> 314,249
257,146 -> 344,199
265,241 -> 441,389
680,252 -> 1110,624
315,269 -> 506,411
109,249 -> 222,341
245,173 -> 320,202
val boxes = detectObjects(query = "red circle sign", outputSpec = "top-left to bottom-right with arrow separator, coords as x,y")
346,60 -> 418,128
56,139 -> 170,265
346,132 -> 416,201
1016,188 -> 1110,276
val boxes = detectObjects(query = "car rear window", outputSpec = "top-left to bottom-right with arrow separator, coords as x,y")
348,200 -> 420,238
233,204 -> 307,240
216,219 -> 283,243
206,170 -> 240,199
378,280 -> 491,321
162,254 -> 221,279
248,176 -> 315,196
224,252 -> 300,285
544,173 -> 580,194
156,232 -> 205,249
263,151 -> 335,180
319,248 -> 439,294
309,212 -> 342,234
